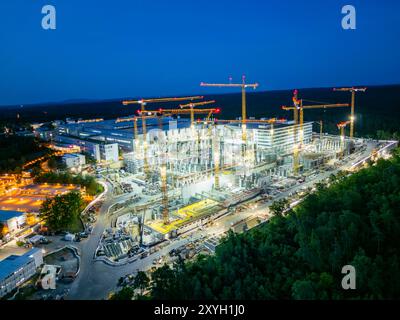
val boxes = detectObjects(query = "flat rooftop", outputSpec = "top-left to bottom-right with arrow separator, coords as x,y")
222,120 -> 313,130
62,117 -> 191,132
0,248 -> 41,282
0,209 -> 25,221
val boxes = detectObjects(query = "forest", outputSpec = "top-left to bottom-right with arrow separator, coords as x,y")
1,85 -> 400,140
142,148 -> 400,300
0,135 -> 49,173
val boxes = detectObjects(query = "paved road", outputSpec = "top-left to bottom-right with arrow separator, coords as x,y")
66,182 -> 114,300
65,140 -> 381,300
66,181 -> 194,300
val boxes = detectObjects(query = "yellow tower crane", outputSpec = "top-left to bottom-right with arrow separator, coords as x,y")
282,90 -> 350,174
215,118 -> 286,125
179,100 -> 216,128
200,75 -> 259,148
145,107 -> 220,118
333,87 -> 367,138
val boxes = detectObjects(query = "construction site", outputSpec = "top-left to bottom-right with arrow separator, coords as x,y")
94,80 -> 391,262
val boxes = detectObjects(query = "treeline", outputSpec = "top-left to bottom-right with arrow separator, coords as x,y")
34,172 -> 103,196
144,149 -> 400,300
0,135 -> 49,173
2,85 -> 399,140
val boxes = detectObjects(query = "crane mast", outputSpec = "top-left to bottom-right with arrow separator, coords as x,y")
333,87 -> 367,138
337,120 -> 351,156
200,76 -> 258,178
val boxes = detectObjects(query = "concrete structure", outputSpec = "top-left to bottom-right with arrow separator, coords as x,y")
0,210 -> 26,234
100,143 -> 119,162
254,121 -> 313,153
124,120 -> 315,185
0,248 -> 43,298
34,126 -> 54,141
62,153 -> 86,168
54,135 -> 119,163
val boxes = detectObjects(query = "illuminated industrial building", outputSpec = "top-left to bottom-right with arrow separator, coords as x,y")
254,121 -> 313,153
0,248 -> 43,298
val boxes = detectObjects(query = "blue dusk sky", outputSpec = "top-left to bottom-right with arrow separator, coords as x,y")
0,0 -> 399,105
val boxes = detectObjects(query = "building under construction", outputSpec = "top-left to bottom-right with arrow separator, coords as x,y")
114,82 -> 361,240
122,119 -> 351,239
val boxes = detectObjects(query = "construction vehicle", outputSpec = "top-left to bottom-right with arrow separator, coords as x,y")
333,87 -> 367,138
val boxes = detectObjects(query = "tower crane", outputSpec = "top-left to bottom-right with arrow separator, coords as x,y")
211,125 -> 220,189
142,107 -> 220,118
201,76 -> 258,180
282,90 -> 350,174
179,100 -> 216,128
337,120 -> 351,156
200,75 -> 259,144
333,87 -> 367,138
215,118 -> 286,124
122,96 -> 203,179
115,114 -> 169,168
116,114 -> 160,148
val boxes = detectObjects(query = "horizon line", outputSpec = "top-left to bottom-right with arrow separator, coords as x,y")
1,82 -> 400,108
